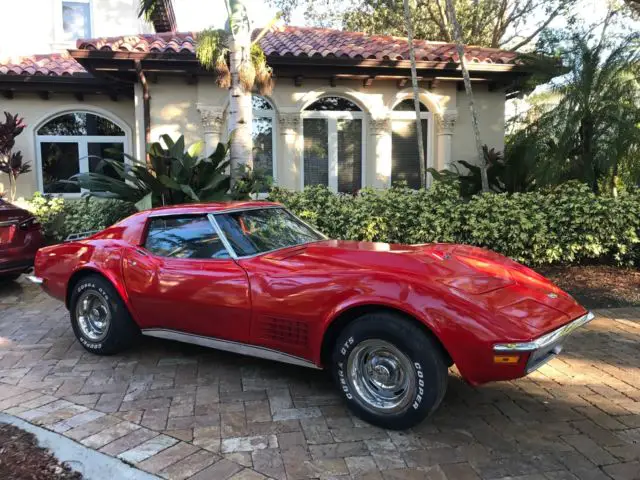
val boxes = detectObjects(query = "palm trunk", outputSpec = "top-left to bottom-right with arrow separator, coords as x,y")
228,38 -> 254,179
445,0 -> 488,192
403,0 -> 427,189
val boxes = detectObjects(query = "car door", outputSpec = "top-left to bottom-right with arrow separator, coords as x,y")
122,214 -> 251,343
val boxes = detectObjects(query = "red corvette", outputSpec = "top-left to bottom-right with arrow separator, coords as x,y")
31,202 -> 592,429
0,199 -> 44,280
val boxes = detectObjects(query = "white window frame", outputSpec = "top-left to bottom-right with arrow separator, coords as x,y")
252,97 -> 277,185
389,106 -> 434,188
35,112 -> 130,198
53,0 -> 93,49
301,108 -> 366,192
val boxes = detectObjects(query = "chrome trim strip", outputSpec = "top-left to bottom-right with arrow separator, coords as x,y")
141,328 -> 321,370
0,220 -> 17,227
148,205 -> 282,218
210,205 -> 282,215
207,214 -> 238,260
26,275 -> 44,285
493,311 -> 595,352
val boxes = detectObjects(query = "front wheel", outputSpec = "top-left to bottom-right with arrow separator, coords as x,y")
69,275 -> 139,355
331,313 -> 448,430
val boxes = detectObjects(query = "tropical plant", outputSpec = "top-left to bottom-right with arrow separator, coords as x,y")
231,164 -> 274,199
19,192 -> 136,243
138,1 -> 278,177
509,30 -> 640,194
428,145 -> 532,196
66,135 -> 234,208
0,112 -> 31,202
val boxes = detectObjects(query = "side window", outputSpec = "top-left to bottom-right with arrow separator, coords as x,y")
144,216 -> 230,260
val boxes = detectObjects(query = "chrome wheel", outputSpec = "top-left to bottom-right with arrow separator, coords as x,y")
346,339 -> 416,414
76,291 -> 111,342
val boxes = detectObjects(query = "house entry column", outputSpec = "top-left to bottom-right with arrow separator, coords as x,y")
278,112 -> 301,190
436,110 -> 458,171
197,105 -> 225,157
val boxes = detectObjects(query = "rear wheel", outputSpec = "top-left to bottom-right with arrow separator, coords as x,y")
331,312 -> 448,430
69,275 -> 139,355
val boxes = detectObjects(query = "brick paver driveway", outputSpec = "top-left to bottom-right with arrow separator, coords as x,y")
0,278 -> 639,480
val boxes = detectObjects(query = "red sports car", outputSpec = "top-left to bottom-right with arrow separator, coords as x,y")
0,199 -> 45,280
30,202 -> 593,429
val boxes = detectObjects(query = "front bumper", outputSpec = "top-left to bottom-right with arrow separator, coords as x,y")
493,311 -> 595,373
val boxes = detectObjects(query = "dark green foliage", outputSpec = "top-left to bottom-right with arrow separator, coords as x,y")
507,33 -> 640,194
429,145 -> 537,196
24,193 -> 136,243
269,181 -> 640,266
231,164 -> 274,200
67,135 -> 235,208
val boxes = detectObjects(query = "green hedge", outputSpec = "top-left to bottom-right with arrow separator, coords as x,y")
269,181 -> 640,266
22,193 -> 137,244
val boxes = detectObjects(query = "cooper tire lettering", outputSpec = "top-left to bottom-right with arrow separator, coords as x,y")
331,314 -> 447,430
70,275 -> 138,356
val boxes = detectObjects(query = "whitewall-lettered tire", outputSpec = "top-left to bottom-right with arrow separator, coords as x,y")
69,275 -> 138,355
331,312 -> 448,430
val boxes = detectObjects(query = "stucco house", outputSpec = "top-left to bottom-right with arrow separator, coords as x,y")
0,0 -> 531,199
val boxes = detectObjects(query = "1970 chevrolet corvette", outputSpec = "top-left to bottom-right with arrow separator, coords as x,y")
30,202 -> 593,429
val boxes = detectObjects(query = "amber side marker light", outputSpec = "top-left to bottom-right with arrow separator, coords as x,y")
494,355 -> 520,364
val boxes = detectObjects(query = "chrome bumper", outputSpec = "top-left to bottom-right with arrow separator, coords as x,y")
26,275 -> 44,285
493,311 -> 595,373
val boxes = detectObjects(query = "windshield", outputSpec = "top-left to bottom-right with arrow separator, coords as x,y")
215,207 -> 326,257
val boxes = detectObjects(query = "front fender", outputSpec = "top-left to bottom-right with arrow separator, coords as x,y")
316,278 -> 502,385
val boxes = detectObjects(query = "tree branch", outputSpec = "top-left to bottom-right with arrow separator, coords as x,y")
506,4 -> 564,50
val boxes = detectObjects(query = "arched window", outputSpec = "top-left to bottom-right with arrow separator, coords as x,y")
252,96 -> 276,184
302,96 -> 364,193
391,98 -> 432,189
36,111 -> 128,194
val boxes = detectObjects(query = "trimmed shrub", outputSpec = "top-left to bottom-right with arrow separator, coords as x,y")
269,181 -> 640,266
22,193 -> 136,243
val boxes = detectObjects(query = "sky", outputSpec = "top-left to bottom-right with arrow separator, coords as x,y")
174,0 -> 636,35
174,0 -> 298,31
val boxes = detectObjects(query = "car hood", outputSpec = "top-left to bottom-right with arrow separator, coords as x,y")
262,240 -> 586,335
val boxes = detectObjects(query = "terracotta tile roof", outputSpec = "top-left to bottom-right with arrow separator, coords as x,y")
75,26 -> 520,65
0,53 -> 87,76
0,26 -> 521,79
259,26 -> 520,64
76,32 -> 196,54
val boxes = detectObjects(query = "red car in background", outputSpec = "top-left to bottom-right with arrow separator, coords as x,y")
0,199 -> 45,280
30,202 -> 593,429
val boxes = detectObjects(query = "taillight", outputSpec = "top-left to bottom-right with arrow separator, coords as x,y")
0,224 -> 16,244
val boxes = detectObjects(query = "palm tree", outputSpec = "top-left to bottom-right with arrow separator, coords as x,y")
444,0 -> 489,192
511,31 -> 640,194
138,0 -> 276,176
402,0 -> 427,189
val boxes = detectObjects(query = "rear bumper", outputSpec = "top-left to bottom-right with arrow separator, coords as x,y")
493,311 -> 595,373
0,257 -> 34,275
